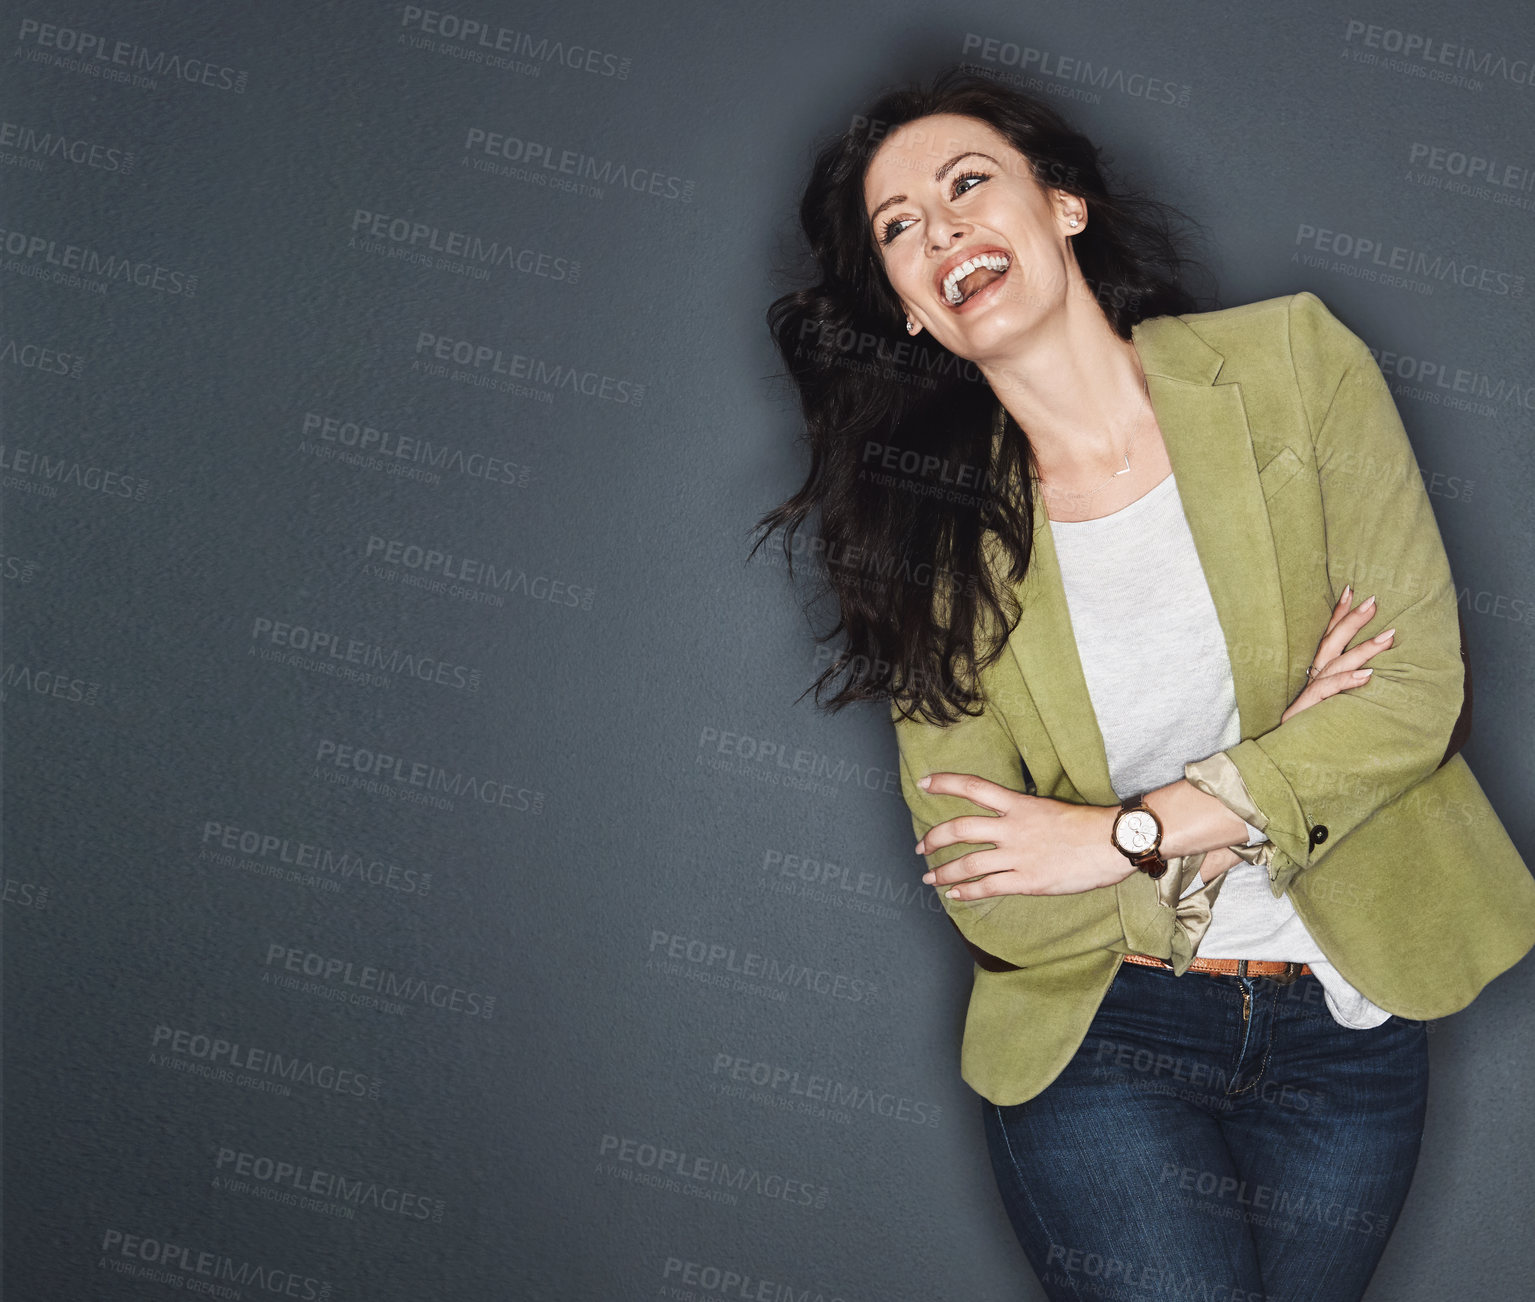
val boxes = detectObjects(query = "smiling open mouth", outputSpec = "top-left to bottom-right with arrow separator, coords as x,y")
942,253 -> 1011,307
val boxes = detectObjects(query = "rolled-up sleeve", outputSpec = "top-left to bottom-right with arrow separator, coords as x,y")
1185,749 -> 1276,871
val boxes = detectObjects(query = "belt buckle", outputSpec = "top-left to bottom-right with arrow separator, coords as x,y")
1270,961 -> 1303,987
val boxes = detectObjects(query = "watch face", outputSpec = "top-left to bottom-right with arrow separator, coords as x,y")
1116,809 -> 1158,854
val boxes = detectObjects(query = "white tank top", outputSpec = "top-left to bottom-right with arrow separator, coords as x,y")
1049,469 -> 1389,1028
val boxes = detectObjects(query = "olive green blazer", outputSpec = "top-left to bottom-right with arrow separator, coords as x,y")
893,291 -> 1535,1106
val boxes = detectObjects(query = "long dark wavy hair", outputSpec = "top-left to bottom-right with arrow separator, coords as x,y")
752,66 -> 1209,725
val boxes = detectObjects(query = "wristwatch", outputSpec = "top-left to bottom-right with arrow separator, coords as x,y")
1110,793 -> 1169,879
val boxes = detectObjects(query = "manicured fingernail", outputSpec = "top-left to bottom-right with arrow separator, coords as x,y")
1354,668 -> 1373,678
1363,594 -> 1377,608
1374,627 -> 1395,642
922,873 -> 934,884
914,840 -> 925,854
1341,583 -> 1352,602
917,775 -> 931,790
946,889 -> 960,899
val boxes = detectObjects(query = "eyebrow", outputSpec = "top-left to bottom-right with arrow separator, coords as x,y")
868,151 -> 1003,227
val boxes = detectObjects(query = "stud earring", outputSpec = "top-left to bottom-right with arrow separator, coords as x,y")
1068,214 -> 1080,227
905,318 -> 919,335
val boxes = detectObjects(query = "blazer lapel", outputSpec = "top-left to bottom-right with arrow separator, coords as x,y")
1003,313 -> 1290,804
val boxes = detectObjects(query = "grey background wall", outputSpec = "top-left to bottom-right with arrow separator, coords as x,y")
5,1 -> 1532,1298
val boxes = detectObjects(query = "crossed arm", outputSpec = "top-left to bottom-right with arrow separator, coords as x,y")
911,587 -> 1392,901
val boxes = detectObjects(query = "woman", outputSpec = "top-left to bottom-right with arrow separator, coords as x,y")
755,68 -> 1535,1302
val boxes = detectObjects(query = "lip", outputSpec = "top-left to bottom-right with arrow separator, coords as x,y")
933,244 -> 1013,312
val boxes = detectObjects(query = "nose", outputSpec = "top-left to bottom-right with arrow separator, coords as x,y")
928,220 -> 968,254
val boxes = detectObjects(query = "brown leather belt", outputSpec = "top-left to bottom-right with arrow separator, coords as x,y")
1120,952 -> 1311,985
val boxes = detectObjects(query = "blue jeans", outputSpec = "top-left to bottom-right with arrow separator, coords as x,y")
983,959 -> 1429,1302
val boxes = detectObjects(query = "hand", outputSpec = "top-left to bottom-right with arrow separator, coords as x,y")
1282,584 -> 1393,724
915,773 -> 1132,899
1197,844 -> 1243,885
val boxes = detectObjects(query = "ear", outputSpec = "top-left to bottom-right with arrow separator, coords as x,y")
1052,190 -> 1087,235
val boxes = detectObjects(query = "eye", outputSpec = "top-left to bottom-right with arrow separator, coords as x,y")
877,171 -> 992,246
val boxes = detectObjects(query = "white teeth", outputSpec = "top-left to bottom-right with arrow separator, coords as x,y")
942,253 -> 1010,305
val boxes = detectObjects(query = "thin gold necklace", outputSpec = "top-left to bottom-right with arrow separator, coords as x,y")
1032,378 -> 1154,512
1035,419 -> 1141,512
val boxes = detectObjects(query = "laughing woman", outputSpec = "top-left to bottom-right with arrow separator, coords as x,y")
755,67 -> 1535,1302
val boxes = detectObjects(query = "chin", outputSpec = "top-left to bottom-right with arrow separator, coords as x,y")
939,306 -> 1045,362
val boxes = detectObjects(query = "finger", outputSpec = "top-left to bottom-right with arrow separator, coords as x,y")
1282,681 -> 1324,722
1320,584 -> 1368,635
923,848 -> 1004,888
917,771 -> 1018,815
1284,653 -> 1378,720
1321,585 -> 1354,638
917,813 -> 1004,856
1321,627 -> 1395,675
940,866 -> 1024,901
1308,666 -> 1377,700
1345,621 -> 1394,656
1316,594 -> 1379,663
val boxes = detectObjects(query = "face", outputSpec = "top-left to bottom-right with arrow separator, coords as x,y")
862,113 -> 1085,362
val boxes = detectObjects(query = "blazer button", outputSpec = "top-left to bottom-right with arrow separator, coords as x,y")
1309,825 -> 1329,845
